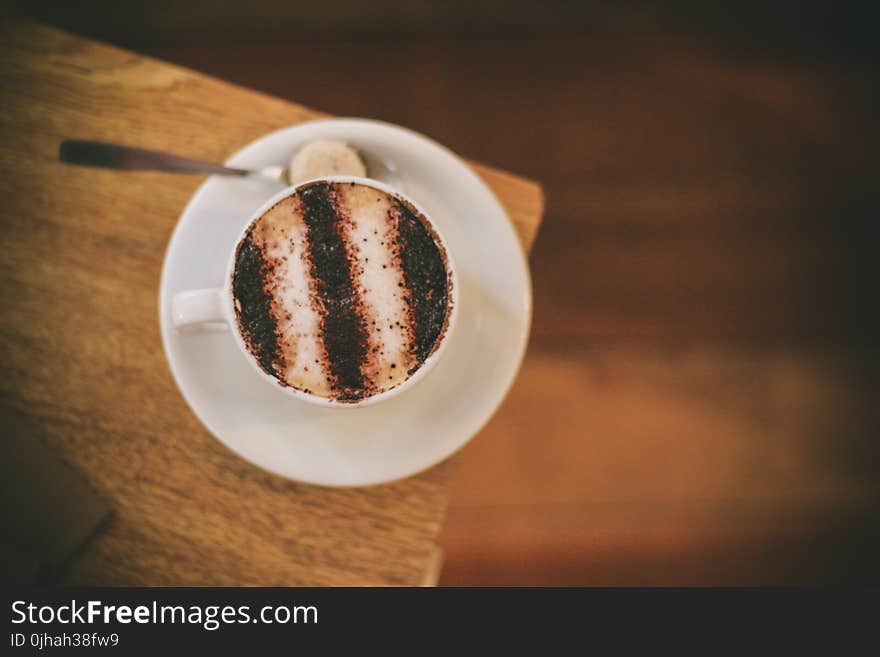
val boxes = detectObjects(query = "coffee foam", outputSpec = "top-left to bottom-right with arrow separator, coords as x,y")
232,181 -> 452,402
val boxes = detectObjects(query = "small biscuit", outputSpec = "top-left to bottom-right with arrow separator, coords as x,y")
288,140 -> 367,182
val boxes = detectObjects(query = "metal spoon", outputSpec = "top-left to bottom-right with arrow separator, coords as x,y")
58,139 -> 405,190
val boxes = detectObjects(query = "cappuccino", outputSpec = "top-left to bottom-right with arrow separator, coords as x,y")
231,180 -> 453,403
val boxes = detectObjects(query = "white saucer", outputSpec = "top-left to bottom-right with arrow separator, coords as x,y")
159,118 -> 532,487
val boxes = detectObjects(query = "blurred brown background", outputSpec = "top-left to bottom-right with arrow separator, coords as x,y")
11,0 -> 879,584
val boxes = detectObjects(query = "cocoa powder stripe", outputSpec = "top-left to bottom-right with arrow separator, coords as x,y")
232,230 -> 286,380
298,182 -> 370,400
392,198 -> 451,365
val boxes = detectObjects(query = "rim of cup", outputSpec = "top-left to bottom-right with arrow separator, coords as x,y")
220,175 -> 459,409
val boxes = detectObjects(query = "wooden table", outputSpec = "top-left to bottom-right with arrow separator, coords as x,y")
136,23 -> 879,585
0,21 -> 543,586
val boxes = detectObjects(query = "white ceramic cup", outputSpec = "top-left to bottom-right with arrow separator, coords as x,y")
171,176 -> 458,408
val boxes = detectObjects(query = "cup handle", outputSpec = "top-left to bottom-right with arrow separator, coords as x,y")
171,288 -> 228,331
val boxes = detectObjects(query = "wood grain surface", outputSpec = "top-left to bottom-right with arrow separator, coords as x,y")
0,21 -> 543,585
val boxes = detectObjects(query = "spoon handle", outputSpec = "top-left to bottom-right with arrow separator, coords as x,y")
58,140 -> 251,177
